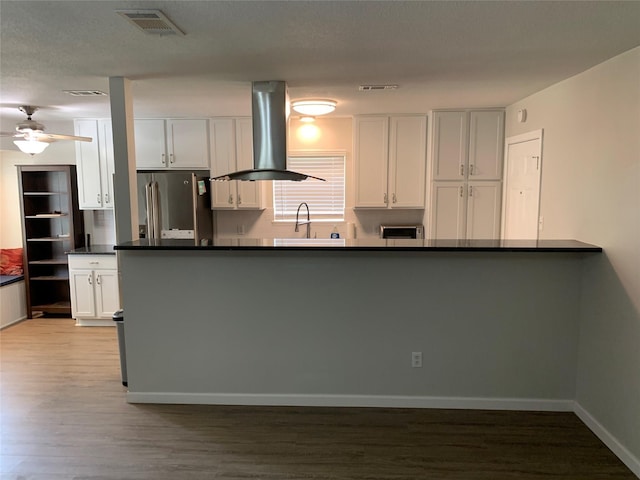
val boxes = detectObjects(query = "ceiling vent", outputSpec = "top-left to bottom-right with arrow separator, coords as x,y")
63,90 -> 108,97
358,84 -> 399,91
116,10 -> 185,36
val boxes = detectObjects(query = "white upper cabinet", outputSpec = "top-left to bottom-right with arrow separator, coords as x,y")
432,111 -> 468,181
135,119 -> 210,170
354,116 -> 389,208
354,115 -> 426,209
432,109 -> 504,181
74,119 -> 115,210
209,117 -> 262,210
468,111 -> 505,180
134,119 -> 166,169
389,116 -> 427,208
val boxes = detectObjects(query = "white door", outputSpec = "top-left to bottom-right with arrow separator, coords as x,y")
135,119 -> 167,169
209,118 -> 236,209
430,182 -> 466,240
235,118 -> 262,209
69,270 -> 96,318
354,116 -> 389,208
502,130 -> 543,240
432,111 -> 467,181
389,115 -> 427,208
75,120 -> 103,209
468,110 -> 504,180
95,270 -> 120,318
466,181 -> 502,239
168,119 -> 210,169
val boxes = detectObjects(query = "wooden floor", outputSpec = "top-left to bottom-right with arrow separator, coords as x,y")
0,319 -> 635,480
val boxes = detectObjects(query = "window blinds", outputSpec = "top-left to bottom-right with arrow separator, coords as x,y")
273,155 -> 345,221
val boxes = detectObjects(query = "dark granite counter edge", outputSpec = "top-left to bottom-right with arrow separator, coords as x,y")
68,245 -> 116,255
115,241 -> 602,253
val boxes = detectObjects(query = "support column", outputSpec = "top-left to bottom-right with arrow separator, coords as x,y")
109,76 -> 139,244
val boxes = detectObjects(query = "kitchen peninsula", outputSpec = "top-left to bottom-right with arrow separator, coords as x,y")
116,238 -> 601,410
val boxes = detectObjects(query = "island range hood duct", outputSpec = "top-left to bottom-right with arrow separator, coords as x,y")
211,81 -> 324,182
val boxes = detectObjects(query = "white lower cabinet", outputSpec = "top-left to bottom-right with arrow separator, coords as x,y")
69,255 -> 120,326
430,181 -> 501,240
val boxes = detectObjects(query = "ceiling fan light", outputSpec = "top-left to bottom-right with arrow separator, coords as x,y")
14,140 -> 49,155
291,100 -> 337,116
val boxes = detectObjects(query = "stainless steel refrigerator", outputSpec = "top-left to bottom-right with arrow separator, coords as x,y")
137,170 -> 213,242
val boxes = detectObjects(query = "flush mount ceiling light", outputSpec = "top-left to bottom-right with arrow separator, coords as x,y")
291,100 -> 336,116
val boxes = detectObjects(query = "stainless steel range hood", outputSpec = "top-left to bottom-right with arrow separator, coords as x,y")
211,81 -> 324,182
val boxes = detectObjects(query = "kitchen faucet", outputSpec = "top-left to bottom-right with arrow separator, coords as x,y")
294,202 -> 311,238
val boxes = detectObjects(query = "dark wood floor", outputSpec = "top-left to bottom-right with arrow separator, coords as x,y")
0,319 -> 635,480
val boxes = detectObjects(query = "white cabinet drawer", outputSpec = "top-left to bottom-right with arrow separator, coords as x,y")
68,254 -> 117,270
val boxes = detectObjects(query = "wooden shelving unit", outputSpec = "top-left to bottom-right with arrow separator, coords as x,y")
18,165 -> 85,318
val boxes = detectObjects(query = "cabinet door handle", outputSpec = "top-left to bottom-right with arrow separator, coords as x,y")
228,194 -> 234,204
88,274 -> 92,285
170,153 -> 175,164
384,193 -> 388,204
97,193 -> 101,204
460,164 -> 464,176
96,274 -> 101,285
469,185 -> 473,197
105,193 -> 110,204
469,164 -> 474,175
237,195 -> 242,205
89,261 -> 99,265
459,186 -> 464,197
392,193 -> 397,204
161,153 -> 166,165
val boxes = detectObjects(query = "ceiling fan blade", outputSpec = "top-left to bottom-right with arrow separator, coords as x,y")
32,132 -> 93,142
0,131 -> 23,138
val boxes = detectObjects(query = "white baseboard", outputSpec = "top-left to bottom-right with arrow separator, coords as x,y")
0,315 -> 27,330
574,402 -> 640,478
75,318 -> 115,327
126,392 -> 574,412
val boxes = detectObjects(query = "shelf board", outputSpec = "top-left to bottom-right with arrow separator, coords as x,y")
23,192 -> 64,196
30,276 -> 69,281
27,237 -> 70,242
29,258 -> 69,265
25,214 -> 68,218
31,301 -> 71,315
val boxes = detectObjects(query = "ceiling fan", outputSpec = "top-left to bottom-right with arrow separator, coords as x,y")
1,106 -> 92,155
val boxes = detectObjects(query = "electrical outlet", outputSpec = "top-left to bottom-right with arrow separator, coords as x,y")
411,352 -> 422,368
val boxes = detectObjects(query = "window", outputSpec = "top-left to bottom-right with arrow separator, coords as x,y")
273,154 -> 345,221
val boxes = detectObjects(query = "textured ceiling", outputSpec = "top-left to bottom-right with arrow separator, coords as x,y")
1,0 -> 640,137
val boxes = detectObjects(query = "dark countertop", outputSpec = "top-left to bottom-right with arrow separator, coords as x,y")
68,244 -> 116,255
115,238 -> 602,253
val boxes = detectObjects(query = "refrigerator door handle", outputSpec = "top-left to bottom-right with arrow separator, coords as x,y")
191,173 -> 199,242
145,182 -> 155,239
151,181 -> 161,239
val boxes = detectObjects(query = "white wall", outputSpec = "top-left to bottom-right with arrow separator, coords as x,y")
506,46 -> 640,472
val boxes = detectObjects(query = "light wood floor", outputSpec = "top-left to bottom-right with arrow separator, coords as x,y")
0,319 -> 635,480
